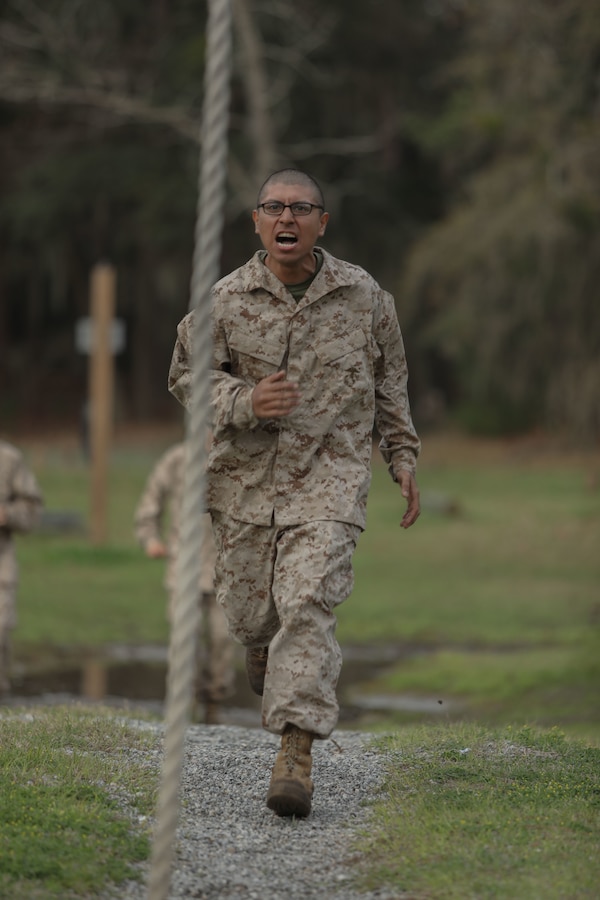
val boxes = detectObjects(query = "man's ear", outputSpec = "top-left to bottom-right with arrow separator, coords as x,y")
252,209 -> 259,232
318,212 -> 329,237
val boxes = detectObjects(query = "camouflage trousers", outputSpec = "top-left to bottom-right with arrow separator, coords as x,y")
211,513 -> 361,738
0,583 -> 16,632
169,589 -> 235,704
0,584 -> 16,696
166,514 -> 234,704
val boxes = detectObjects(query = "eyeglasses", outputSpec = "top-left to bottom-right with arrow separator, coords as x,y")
257,201 -> 324,217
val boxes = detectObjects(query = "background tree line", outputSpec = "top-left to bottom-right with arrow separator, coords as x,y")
0,0 -> 598,441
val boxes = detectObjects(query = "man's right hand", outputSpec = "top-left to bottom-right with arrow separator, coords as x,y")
145,538 -> 167,559
252,370 -> 301,419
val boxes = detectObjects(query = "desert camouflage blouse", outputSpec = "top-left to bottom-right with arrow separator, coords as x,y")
169,248 -> 420,530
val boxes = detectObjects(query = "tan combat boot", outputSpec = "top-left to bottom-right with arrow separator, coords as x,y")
266,724 -> 314,818
245,646 -> 269,696
203,700 -> 221,725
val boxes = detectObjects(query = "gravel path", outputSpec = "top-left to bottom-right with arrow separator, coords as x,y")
114,723 -> 399,900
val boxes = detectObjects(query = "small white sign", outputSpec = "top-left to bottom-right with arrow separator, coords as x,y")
75,317 -> 126,354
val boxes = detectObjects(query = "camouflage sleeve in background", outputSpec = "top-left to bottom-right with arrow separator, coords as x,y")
168,314 -> 195,410
0,443 -> 44,535
133,443 -> 184,551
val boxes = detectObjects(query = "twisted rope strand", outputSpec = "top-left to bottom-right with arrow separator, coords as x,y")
147,2 -> 232,897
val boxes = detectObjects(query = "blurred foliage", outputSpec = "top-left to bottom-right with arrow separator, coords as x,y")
400,0 -> 600,440
0,0 -> 598,441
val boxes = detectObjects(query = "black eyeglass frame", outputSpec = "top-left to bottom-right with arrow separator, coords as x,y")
257,201 -> 324,217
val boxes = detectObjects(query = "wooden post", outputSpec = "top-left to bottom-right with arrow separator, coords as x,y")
81,658 -> 108,701
88,263 -> 116,545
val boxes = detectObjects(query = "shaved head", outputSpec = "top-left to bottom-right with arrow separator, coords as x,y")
257,169 -> 325,209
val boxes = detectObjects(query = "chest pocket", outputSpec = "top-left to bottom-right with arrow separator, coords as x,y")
313,328 -> 368,366
228,329 -> 287,381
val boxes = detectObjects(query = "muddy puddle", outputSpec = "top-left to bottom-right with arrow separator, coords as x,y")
5,642 -> 458,728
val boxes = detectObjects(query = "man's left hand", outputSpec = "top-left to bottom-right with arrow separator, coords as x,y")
397,470 -> 420,529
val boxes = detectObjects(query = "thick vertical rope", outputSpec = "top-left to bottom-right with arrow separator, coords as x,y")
147,2 -> 232,898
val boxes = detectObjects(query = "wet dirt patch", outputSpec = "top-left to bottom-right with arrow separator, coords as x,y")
4,642 -> 453,728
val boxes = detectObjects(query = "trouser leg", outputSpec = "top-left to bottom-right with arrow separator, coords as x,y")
0,586 -> 16,698
197,590 -> 235,703
196,511 -> 235,703
0,630 -> 10,697
265,521 -> 359,738
210,513 -> 281,647
211,513 -> 359,739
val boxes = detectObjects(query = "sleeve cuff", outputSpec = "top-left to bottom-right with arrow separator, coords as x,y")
231,386 -> 260,429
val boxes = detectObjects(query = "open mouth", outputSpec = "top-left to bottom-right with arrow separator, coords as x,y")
276,232 -> 298,246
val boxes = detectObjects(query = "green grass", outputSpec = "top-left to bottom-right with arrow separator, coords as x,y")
11,431 -> 600,741
15,433 -> 599,648
3,710 -> 597,900
338,444 -> 600,743
18,541 -> 167,645
344,455 -> 599,646
3,431 -> 600,897
359,641 -> 600,744
0,705 -> 159,899
358,723 -> 600,899
16,445 -> 170,646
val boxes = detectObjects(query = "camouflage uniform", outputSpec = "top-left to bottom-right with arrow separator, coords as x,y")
169,248 -> 420,737
0,440 -> 43,695
134,442 -> 234,705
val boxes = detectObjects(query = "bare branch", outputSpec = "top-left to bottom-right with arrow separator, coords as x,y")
233,0 -> 277,181
0,77 -> 201,143
283,135 -> 382,159
0,21 -> 44,50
